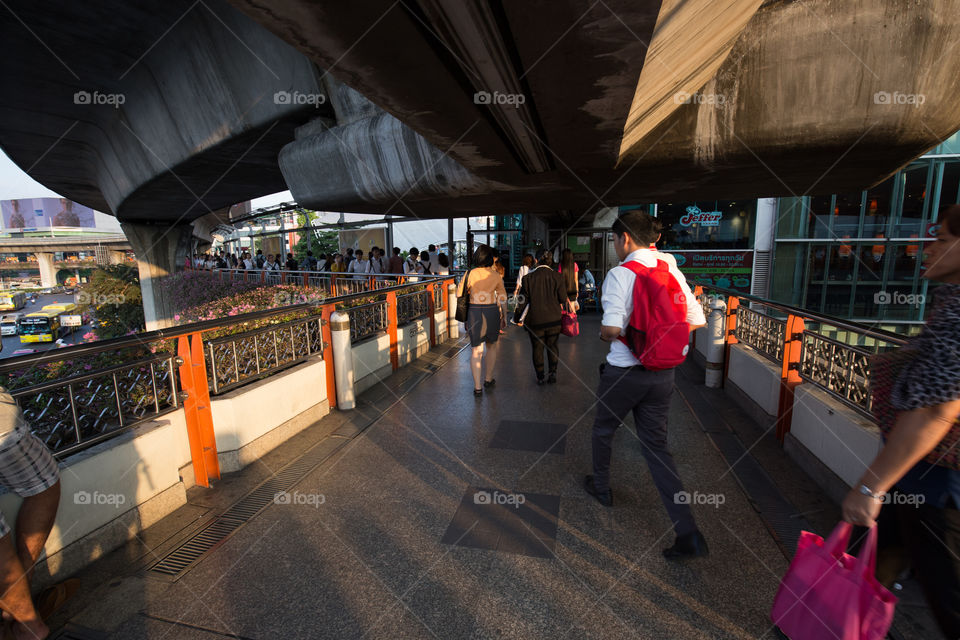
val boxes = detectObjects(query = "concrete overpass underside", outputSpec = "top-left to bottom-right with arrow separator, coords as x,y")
2,0 -> 959,224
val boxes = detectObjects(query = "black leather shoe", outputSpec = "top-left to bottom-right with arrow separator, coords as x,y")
547,373 -> 557,384
583,475 -> 612,507
536,375 -> 545,385
662,530 -> 709,560
483,378 -> 496,388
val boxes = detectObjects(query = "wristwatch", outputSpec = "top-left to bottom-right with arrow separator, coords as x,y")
859,484 -> 885,501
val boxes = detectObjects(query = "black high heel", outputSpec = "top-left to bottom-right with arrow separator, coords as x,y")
473,388 -> 482,397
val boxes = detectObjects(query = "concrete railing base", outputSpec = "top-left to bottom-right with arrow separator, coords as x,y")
217,399 -> 331,473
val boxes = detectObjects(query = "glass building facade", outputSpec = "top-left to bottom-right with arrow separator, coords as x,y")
769,131 -> 960,327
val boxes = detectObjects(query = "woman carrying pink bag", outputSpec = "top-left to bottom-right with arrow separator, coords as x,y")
774,205 -> 960,639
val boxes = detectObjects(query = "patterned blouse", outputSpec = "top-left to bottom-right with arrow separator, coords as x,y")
872,284 -> 960,470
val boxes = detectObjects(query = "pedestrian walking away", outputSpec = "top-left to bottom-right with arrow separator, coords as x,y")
582,210 -> 709,560
513,250 -> 570,385
457,244 -> 507,396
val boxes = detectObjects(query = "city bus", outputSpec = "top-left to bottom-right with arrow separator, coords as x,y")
17,310 -> 63,343
41,302 -> 78,315
0,291 -> 27,311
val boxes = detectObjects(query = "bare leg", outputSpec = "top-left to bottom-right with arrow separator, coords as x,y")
484,340 -> 499,382
16,481 -> 60,583
471,345 -> 485,390
0,534 -> 48,640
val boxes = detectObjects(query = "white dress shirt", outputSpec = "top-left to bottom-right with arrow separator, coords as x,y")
601,248 -> 705,367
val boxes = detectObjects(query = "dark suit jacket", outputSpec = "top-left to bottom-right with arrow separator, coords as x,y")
514,266 -> 568,333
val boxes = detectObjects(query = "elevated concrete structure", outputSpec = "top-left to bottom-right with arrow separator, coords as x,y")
0,235 -> 131,253
1,0 -> 959,224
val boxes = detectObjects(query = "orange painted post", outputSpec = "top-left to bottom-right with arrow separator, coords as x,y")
427,283 -> 437,347
330,274 -> 338,297
320,304 -> 337,409
722,296 -> 739,383
776,314 -> 806,441
386,290 -> 400,370
177,333 -> 220,488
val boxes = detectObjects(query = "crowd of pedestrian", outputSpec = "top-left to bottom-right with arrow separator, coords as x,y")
187,245 -> 451,278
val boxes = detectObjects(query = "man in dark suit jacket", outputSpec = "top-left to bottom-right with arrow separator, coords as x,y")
513,250 -> 572,384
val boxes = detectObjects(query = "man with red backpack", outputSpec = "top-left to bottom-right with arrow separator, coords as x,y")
583,211 -> 708,559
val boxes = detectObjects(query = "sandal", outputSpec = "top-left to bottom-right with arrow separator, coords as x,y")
36,578 -> 80,620
473,388 -> 482,397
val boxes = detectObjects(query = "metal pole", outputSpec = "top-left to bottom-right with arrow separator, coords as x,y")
448,218 -> 454,268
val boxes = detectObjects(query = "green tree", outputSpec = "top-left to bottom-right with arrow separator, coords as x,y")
291,209 -> 339,263
77,265 -> 145,338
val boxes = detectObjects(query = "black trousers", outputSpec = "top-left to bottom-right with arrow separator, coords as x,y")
897,500 -> 960,638
527,329 -> 559,378
590,363 -> 697,536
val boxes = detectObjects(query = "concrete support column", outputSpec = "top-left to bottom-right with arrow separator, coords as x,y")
447,283 -> 459,340
705,298 -> 727,388
329,311 -> 355,410
34,252 -> 57,287
121,222 -> 194,331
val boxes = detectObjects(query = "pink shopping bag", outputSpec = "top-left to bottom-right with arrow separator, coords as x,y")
771,522 -> 896,640
561,310 -> 579,337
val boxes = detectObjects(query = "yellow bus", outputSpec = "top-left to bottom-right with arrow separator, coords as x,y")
41,302 -> 77,314
18,310 -> 63,343
0,291 -> 26,311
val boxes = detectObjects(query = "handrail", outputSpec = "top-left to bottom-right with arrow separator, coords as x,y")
0,274 -> 449,372
695,283 -> 909,345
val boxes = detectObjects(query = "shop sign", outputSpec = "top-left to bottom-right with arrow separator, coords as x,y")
679,205 -> 722,227
670,250 -> 753,293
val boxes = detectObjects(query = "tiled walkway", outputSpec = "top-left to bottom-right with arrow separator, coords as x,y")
45,316 -> 933,639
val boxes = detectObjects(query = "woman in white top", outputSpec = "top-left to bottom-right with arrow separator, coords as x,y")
242,253 -> 254,270
513,253 -> 535,299
437,253 -> 450,276
349,250 -> 369,278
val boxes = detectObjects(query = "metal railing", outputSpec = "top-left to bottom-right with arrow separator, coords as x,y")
696,284 -> 909,424
735,305 -> 787,363
12,352 -> 181,458
346,301 -> 389,343
205,314 -> 325,394
397,289 -> 430,326
1,275 -> 453,461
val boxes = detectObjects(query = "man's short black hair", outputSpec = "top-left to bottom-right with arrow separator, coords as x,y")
473,244 -> 495,267
612,211 -> 661,245
428,244 -> 436,251
393,247 -> 401,255
409,247 -> 418,257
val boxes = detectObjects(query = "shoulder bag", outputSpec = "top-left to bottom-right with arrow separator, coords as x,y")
455,270 -> 472,322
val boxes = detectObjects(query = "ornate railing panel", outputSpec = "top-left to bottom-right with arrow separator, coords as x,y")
11,355 -> 180,458
397,290 -> 430,326
347,301 -> 389,343
433,282 -> 445,311
735,305 -> 786,363
205,315 -> 324,395
799,332 -> 877,416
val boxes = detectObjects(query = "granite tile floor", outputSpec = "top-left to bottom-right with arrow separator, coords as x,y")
45,315 -> 930,639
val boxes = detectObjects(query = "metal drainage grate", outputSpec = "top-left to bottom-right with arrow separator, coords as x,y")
149,518 -> 243,576
148,439 -> 346,578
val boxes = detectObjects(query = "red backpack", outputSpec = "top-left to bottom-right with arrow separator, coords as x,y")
617,259 -> 690,370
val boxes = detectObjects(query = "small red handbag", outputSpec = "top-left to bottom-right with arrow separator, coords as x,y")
561,310 -> 579,337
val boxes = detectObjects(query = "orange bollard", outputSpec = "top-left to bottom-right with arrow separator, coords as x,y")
177,333 -> 220,487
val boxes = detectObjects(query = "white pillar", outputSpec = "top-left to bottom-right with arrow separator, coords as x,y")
447,283 -> 459,340
34,252 -> 57,287
330,311 -> 356,410
705,298 -> 727,388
